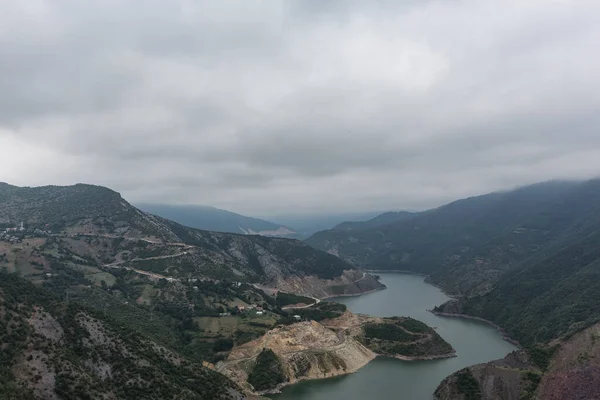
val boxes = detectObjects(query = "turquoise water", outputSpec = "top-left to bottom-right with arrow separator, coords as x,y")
271,273 -> 517,400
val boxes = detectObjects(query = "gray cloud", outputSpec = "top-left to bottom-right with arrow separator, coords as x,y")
1,0 -> 600,216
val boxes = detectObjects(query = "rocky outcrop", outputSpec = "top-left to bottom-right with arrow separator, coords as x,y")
217,320 -> 376,394
434,351 -> 540,400
537,322 -> 600,400
273,270 -> 386,300
436,322 -> 600,400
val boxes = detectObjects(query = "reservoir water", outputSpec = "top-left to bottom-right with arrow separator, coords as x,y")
271,273 -> 517,400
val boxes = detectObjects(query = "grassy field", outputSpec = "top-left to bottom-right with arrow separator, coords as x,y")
69,264 -> 117,287
226,297 -> 250,307
138,284 -> 159,305
0,240 -> 41,275
86,271 -> 116,286
196,312 -> 277,337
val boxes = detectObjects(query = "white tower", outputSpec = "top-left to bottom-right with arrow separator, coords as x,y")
20,221 -> 24,231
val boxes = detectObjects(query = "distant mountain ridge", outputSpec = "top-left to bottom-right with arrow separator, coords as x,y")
332,211 -> 416,231
137,203 -> 299,238
267,211 -> 387,238
306,180 -> 582,287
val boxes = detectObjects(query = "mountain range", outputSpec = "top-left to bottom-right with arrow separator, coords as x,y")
137,203 -> 300,238
265,211 -> 387,238
331,211 -> 417,231
0,182 -> 382,296
4,178 -> 600,399
306,178 -> 600,399
0,182 -> 385,398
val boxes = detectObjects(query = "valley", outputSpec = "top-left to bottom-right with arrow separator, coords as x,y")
272,273 -> 517,400
0,183 -> 420,399
3,180 -> 600,399
305,179 -> 600,399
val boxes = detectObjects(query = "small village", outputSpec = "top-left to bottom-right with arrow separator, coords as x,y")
0,221 -> 52,243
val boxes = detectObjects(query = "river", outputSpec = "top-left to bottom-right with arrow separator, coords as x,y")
271,273 -> 517,400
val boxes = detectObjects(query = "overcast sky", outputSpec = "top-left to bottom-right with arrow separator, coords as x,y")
1,0 -> 599,216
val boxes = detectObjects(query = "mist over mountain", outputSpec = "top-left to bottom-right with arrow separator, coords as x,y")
332,211 -> 417,231
137,203 -> 299,238
3,0 -> 600,398
266,211 -> 388,238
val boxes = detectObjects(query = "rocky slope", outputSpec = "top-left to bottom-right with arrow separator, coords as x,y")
435,322 -> 600,400
434,351 -> 540,400
0,183 -> 381,295
270,269 -> 385,299
218,320 -> 376,394
0,273 -> 245,400
536,322 -> 600,400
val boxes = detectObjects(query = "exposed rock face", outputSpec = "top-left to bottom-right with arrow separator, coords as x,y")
218,320 -> 376,394
274,269 -> 386,299
436,323 -> 600,400
537,323 -> 600,400
434,351 -> 539,400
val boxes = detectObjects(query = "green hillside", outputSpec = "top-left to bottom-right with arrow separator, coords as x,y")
310,177 -> 600,352
0,183 -> 354,283
306,180 -> 588,294
332,211 -> 416,231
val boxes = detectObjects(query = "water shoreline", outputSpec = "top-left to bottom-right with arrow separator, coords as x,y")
322,285 -> 387,301
379,351 -> 458,362
363,269 -> 462,300
429,311 -> 520,347
262,350 -> 458,396
364,270 -> 518,346
271,272 -> 518,400
363,269 -> 428,277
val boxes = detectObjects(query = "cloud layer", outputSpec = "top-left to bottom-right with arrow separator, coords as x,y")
1,0 -> 599,215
